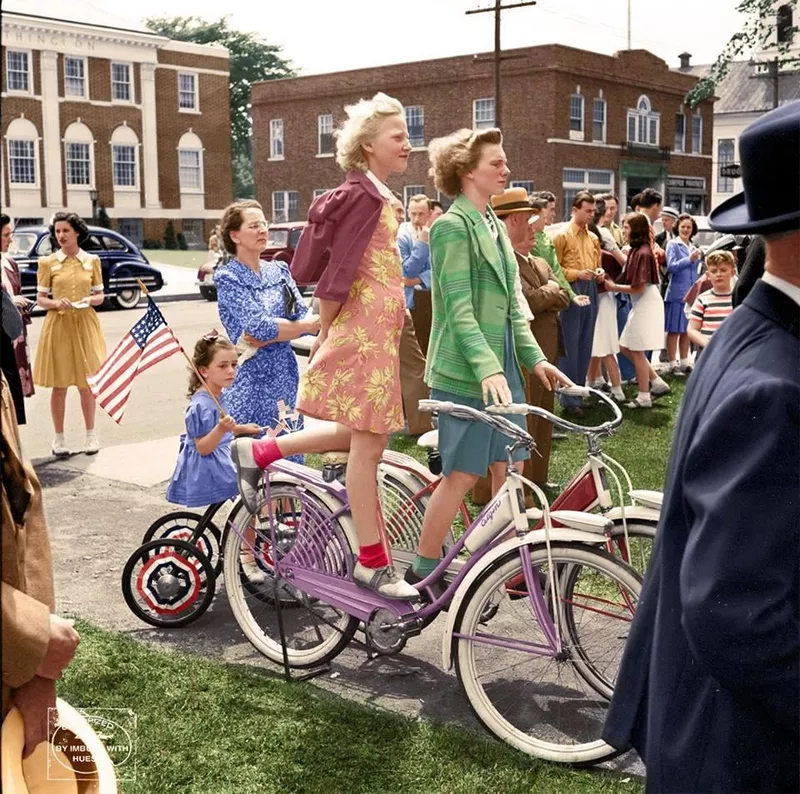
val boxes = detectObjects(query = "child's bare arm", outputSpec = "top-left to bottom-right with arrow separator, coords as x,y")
687,319 -> 708,348
233,423 -> 262,437
195,415 -> 236,455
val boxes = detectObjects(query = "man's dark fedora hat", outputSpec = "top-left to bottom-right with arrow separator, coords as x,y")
709,100 -> 800,235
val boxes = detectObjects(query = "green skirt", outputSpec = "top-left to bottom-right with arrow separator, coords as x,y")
432,324 -> 528,477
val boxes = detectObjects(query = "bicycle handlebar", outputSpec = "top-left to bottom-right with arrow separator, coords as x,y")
418,399 -> 535,446
485,387 -> 622,436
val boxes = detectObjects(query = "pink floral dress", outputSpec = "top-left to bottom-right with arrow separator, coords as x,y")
297,201 -> 405,433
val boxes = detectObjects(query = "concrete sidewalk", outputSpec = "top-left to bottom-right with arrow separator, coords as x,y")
142,262 -> 204,304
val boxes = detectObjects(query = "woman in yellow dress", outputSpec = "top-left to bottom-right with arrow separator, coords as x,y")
33,213 -> 106,456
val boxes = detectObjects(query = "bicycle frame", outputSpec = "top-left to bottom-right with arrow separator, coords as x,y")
231,456 -> 609,663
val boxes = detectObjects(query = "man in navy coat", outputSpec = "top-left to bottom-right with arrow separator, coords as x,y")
603,101 -> 800,792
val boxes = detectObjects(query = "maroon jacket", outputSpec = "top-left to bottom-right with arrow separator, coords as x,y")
290,170 -> 384,303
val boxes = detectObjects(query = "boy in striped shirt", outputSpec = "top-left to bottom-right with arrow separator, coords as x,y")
687,251 -> 736,351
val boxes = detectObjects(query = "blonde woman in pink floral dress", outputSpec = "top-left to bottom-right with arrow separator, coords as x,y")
232,93 -> 419,599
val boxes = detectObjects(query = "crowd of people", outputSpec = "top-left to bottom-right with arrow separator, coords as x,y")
3,87 -> 796,791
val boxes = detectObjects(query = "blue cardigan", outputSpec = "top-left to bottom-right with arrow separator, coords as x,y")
664,238 -> 699,303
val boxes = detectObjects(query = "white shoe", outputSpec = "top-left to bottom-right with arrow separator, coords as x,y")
85,432 -> 100,456
240,555 -> 266,584
650,379 -> 671,398
353,562 -> 420,600
52,436 -> 69,458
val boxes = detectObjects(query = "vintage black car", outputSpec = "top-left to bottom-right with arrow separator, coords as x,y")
9,225 -> 165,310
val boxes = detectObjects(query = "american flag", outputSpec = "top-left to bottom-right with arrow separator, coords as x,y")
88,297 -> 182,423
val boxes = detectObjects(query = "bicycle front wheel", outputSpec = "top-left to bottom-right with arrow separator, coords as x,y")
223,483 -> 358,669
453,542 -> 640,765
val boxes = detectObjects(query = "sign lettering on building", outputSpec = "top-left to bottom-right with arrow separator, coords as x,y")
4,28 -> 97,52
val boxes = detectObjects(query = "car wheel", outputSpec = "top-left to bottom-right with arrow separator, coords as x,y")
112,287 -> 141,310
200,285 -> 218,302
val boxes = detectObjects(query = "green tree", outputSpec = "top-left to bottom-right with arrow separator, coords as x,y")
145,15 -> 294,198
686,0 -> 798,106
164,221 -> 177,250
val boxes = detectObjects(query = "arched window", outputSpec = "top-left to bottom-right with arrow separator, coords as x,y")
777,4 -> 794,44
5,117 -> 39,186
64,121 -> 94,187
627,95 -> 660,146
110,124 -> 139,189
177,131 -> 203,192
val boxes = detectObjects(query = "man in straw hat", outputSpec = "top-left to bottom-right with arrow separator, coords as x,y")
603,101 -> 799,792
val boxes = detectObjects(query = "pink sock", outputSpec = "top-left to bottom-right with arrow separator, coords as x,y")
358,542 -> 389,569
252,438 -> 283,470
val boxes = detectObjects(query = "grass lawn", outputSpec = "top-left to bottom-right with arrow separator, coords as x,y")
58,377 -> 686,793
142,249 -> 210,269
61,622 -> 643,794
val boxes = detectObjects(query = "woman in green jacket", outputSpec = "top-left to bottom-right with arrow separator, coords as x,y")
405,128 -> 570,587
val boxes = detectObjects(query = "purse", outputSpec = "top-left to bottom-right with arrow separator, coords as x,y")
282,282 -> 299,317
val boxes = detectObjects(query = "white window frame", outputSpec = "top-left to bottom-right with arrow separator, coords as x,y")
178,149 -> 203,193
510,180 -> 534,194
717,138 -> 736,194
404,105 -> 425,148
473,98 -> 495,129
112,144 -> 139,190
317,114 -> 334,156
270,119 -> 284,160
7,139 -> 39,187
65,141 -> 92,187
63,56 -> 87,99
592,98 -> 607,143
561,167 -> 614,221
312,188 -> 330,200
674,112 -> 686,153
626,95 -> 660,147
272,190 -> 299,223
178,71 -> 199,113
6,49 -> 33,95
691,113 -> 703,154
569,93 -> 584,141
403,185 -> 426,211
110,62 -> 133,104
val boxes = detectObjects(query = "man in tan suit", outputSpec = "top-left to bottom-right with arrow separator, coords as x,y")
2,373 -> 80,756
472,189 -> 570,505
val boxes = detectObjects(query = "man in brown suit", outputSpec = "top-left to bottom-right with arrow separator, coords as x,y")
2,373 -> 80,756
472,189 -> 570,505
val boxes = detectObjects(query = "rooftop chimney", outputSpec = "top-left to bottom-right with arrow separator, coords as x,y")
679,52 -> 692,70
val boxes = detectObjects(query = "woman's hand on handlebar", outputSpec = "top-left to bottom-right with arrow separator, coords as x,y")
481,373 -> 513,406
532,360 -> 573,392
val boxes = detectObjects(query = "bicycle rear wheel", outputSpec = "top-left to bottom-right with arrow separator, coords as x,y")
453,542 -> 640,765
223,483 -> 358,668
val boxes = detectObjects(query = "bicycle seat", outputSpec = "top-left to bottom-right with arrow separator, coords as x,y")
549,510 -> 613,534
629,489 -> 663,511
417,430 -> 439,449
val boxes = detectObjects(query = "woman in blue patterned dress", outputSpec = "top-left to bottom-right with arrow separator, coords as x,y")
214,201 -> 320,458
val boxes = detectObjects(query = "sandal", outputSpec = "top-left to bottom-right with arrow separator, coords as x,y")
624,397 -> 652,409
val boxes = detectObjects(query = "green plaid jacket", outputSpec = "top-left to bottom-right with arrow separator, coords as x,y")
424,194 -> 545,399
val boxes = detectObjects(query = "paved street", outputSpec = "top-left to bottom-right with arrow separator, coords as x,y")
21,297 -> 641,776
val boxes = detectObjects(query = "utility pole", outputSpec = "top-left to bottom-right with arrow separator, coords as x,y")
466,0 -> 537,129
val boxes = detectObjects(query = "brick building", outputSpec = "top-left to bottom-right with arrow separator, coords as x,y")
252,44 -> 714,223
1,0 -> 233,247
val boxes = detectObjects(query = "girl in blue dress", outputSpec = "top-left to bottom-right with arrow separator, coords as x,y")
166,332 -> 264,580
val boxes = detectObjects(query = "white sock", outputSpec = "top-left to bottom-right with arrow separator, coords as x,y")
86,430 -> 97,438
680,357 -> 690,367
651,375 -> 667,387
637,391 -> 652,406
54,432 -> 65,442
612,386 -> 625,399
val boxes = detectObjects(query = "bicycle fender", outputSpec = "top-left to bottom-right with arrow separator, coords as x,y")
604,504 -> 660,524
440,528 -> 607,670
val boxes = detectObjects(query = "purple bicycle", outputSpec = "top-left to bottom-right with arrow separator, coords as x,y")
223,396 -> 641,764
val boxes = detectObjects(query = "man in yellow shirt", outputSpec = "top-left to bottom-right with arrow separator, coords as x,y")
553,191 -> 601,416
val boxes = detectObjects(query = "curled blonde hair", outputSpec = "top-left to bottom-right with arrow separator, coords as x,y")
335,92 -> 405,172
428,128 -> 503,198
